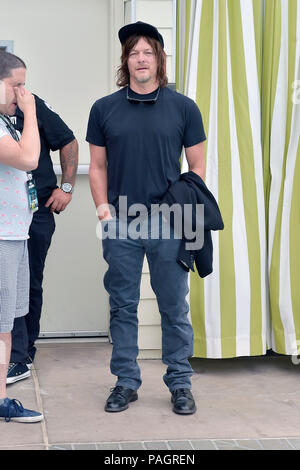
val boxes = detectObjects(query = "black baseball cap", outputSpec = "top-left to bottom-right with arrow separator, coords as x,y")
118,21 -> 164,48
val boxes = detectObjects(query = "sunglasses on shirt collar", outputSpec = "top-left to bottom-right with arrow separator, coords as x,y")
126,87 -> 160,105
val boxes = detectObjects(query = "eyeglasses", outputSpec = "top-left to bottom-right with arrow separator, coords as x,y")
126,87 -> 160,105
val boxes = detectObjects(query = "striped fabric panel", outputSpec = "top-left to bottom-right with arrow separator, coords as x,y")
267,0 -> 300,355
177,0 -> 269,358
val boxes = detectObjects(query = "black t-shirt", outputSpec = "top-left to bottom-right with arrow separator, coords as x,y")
13,95 -> 75,202
86,86 -> 206,214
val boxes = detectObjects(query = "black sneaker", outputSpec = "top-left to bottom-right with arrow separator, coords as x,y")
171,388 -> 196,415
105,386 -> 138,412
0,398 -> 43,423
6,363 -> 31,384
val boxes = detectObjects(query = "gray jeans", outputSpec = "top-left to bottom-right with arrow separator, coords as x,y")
102,214 -> 194,392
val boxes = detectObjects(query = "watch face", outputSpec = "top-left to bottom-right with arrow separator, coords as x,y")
61,183 -> 72,193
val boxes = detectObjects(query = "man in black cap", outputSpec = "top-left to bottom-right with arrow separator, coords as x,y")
87,22 -> 206,414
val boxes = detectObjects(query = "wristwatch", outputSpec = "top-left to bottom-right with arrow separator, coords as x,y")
60,183 -> 73,194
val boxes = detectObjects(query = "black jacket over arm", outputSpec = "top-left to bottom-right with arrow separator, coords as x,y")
160,171 -> 224,278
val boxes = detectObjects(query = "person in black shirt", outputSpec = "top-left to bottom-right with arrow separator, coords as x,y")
87,22 -> 206,415
7,95 -> 78,384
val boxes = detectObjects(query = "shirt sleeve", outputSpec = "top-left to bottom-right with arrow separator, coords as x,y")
183,98 -> 206,148
35,95 -> 75,151
86,101 -> 106,147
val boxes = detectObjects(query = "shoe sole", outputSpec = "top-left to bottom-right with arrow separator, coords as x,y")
105,393 -> 138,412
172,405 -> 197,415
0,414 -> 44,423
6,370 -> 31,385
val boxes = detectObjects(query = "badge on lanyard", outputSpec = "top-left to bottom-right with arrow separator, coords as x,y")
26,172 -> 39,213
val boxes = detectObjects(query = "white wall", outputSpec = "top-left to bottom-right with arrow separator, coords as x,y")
41,175 -> 109,336
0,0 -> 115,165
0,0 -> 124,336
1,0 -> 176,350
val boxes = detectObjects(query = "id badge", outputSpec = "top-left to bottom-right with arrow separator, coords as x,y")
26,178 -> 39,213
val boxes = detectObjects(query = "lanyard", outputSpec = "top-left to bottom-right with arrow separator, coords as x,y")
0,113 -> 32,177
0,113 -> 39,212
0,114 -> 20,142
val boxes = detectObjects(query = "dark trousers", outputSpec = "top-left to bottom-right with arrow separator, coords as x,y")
10,205 -> 55,363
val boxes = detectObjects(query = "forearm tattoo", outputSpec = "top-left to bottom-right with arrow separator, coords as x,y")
60,139 -> 79,185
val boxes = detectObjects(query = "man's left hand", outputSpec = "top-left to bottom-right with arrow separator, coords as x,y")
45,188 -> 72,213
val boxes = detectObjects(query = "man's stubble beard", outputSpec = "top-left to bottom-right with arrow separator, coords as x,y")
136,76 -> 151,84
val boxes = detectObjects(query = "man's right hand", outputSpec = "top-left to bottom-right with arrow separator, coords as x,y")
96,203 -> 114,221
14,87 -> 36,114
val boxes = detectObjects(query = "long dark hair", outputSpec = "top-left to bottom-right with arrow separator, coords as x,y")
116,34 -> 168,88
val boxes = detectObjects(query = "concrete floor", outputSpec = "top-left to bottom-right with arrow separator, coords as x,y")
1,341 -> 300,450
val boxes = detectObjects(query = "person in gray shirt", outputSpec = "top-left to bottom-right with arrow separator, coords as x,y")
0,50 -> 43,422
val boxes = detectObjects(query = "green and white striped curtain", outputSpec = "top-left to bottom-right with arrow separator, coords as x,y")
263,0 -> 300,355
177,0 -> 300,358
